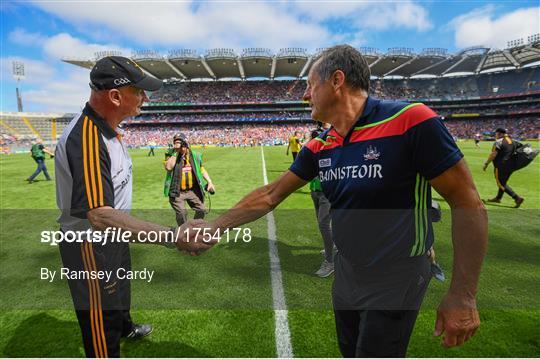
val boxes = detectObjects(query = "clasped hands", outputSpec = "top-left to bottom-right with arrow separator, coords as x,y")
171,219 -> 218,256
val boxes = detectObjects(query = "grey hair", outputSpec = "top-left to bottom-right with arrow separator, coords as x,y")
313,45 -> 370,92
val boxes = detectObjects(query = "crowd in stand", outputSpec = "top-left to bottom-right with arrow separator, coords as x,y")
443,118 -> 539,140
134,101 -> 538,124
150,68 -> 538,104
134,111 -> 310,123
119,117 -> 539,149
2,68 -> 539,152
152,80 -> 306,104
122,123 -> 315,147
2,118 -> 538,153
436,101 -> 540,117
0,134 -> 37,154
372,77 -> 479,100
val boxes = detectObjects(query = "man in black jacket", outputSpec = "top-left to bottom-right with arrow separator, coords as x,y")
483,128 -> 524,208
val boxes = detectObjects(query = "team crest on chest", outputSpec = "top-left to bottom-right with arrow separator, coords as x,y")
319,158 -> 332,167
363,146 -> 380,161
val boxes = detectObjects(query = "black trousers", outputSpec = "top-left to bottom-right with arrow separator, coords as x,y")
59,239 -> 133,357
494,165 -> 518,199
333,255 -> 431,357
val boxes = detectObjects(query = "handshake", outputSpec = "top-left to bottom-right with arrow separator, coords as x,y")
168,219 -> 219,256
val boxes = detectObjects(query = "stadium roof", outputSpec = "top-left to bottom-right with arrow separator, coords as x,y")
63,41 -> 540,80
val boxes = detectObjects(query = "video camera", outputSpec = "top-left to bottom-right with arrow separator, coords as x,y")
173,134 -> 189,148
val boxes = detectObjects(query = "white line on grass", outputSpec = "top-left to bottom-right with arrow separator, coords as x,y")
261,147 -> 294,358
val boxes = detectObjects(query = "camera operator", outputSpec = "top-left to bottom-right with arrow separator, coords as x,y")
164,133 -> 215,226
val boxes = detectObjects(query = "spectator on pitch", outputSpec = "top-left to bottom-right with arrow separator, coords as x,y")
183,45 -> 487,357
474,133 -> 481,147
27,139 -> 54,183
148,140 -> 156,156
309,127 -> 335,278
286,131 -> 303,161
483,128 -> 524,208
164,133 -> 215,226
54,56 -> 215,358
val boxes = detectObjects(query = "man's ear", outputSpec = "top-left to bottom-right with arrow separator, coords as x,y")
108,89 -> 122,107
332,70 -> 345,91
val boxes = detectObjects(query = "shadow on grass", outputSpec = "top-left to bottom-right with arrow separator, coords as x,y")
219,236 -> 320,277
2,312 -> 209,357
122,337 -> 208,357
267,169 -> 287,173
3,313 -> 82,357
481,200 -> 516,209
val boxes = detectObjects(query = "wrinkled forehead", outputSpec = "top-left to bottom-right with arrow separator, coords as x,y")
307,59 -> 323,82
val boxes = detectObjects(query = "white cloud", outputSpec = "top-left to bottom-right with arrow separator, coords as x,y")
30,1 -> 431,51
449,6 -> 540,49
3,29 -> 127,112
42,33 -> 131,60
1,56 -> 89,112
2,1 -> 436,112
8,28 -> 45,46
291,0 -> 433,32
22,67 -> 89,112
1,56 -> 55,85
4,31 -> 132,112
9,29 -> 130,60
30,1 -> 333,49
361,1 -> 432,31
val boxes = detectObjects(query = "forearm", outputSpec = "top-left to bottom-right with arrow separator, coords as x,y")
165,156 -> 177,171
448,193 -> 488,297
88,207 -> 172,245
212,185 -> 277,230
484,152 -> 496,165
202,170 -> 212,183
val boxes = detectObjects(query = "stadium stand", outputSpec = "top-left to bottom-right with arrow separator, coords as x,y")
122,123 -> 314,147
0,112 -> 72,153
146,67 -> 538,105
63,43 -> 540,80
3,43 -> 538,153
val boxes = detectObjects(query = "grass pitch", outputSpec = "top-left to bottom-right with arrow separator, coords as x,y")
0,141 -> 539,357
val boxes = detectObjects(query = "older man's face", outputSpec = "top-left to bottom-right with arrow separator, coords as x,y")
118,86 -> 149,118
303,62 -> 334,122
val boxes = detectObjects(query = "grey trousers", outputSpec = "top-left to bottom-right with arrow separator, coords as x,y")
169,190 -> 206,226
311,191 -> 334,263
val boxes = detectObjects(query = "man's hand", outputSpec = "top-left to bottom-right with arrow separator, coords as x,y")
482,163 -> 488,171
206,182 -> 216,194
174,220 -> 218,255
434,292 -> 480,348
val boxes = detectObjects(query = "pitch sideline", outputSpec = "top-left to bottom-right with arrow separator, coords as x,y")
261,147 -> 294,358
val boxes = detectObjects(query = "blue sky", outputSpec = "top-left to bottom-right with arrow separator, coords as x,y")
1,1 -> 539,112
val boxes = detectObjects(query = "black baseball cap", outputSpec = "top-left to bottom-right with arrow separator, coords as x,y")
90,56 -> 163,91
495,128 -> 507,134
173,133 -> 187,142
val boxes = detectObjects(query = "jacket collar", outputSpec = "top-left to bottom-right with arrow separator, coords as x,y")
83,103 -> 118,139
